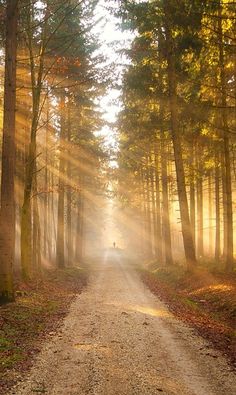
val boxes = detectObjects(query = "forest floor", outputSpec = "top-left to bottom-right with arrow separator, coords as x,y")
141,263 -> 236,368
5,251 -> 236,395
0,267 -> 87,395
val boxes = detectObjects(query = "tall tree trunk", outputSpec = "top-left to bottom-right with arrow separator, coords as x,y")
75,192 -> 82,262
43,96 -> 50,258
66,108 -> 72,265
56,182 -> 65,268
164,15 -> 197,268
21,3 -> 48,279
218,6 -> 234,271
158,54 -> 173,266
197,150 -> 204,258
221,151 -> 227,260
141,164 -> 149,256
215,154 -> 221,263
0,0 -> 18,302
160,135 -> 173,265
67,186 -> 72,265
189,143 -> 196,249
146,157 -> 153,257
153,150 -> 162,261
21,107 -> 39,279
197,177 -> 203,258
140,168 -> 148,256
75,186 -> 84,263
208,172 -> 213,256
56,96 -> 66,268
190,181 -> 196,249
150,156 -> 158,257
48,170 -> 54,262
32,177 -> 41,277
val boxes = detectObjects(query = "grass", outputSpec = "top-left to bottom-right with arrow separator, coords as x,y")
0,266 -> 88,394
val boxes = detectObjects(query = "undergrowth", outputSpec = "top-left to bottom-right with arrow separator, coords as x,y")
0,266 -> 88,394
140,261 -> 236,367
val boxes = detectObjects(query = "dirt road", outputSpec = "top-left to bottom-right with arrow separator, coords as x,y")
9,252 -> 236,395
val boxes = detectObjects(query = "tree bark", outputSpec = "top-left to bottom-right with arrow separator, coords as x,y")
153,150 -> 162,261
215,154 -> 221,263
56,96 -> 66,268
75,185 -> 84,263
21,2 -> 48,279
140,167 -> 148,256
189,143 -> 196,249
197,150 -> 204,258
32,174 -> 41,276
160,135 -> 173,266
208,172 -> 213,256
0,0 -> 18,302
66,107 -> 72,266
164,16 -> 197,268
146,156 -> 154,257
43,96 -> 50,258
21,108 -> 38,280
218,6 -> 234,271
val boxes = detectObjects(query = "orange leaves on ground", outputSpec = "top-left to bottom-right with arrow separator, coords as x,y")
142,269 -> 236,368
0,269 -> 87,394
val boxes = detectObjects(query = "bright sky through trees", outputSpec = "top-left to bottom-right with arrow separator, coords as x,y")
91,1 -> 134,248
93,1 -> 133,158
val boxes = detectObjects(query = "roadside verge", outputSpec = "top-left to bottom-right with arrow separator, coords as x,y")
0,267 -> 88,394
140,265 -> 236,369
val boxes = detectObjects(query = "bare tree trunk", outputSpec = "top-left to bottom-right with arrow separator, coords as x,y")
157,56 -> 173,266
153,150 -> 162,261
48,170 -> 54,263
221,151 -> 227,260
21,110 -> 38,280
66,108 -> 72,265
140,168 -> 148,256
164,15 -> 197,268
56,96 -> 66,268
160,135 -> 173,265
146,157 -> 153,257
208,172 -> 213,256
189,144 -> 196,249
75,193 -> 82,262
32,177 -> 41,277
56,183 -> 65,268
0,0 -> 18,302
215,153 -> 221,263
150,158 -> 157,257
21,2 -> 49,280
218,6 -> 234,271
197,150 -> 204,258
75,187 -> 84,263
43,97 -> 50,258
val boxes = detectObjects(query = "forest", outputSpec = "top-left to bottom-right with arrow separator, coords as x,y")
0,0 -> 108,303
117,0 -> 236,271
0,1 -> 235,393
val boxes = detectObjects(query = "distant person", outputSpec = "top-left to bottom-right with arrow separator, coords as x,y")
113,241 -> 116,249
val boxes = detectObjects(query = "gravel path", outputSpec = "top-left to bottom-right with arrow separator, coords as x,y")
8,252 -> 236,395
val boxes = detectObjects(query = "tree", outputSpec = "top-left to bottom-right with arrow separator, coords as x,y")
117,0 -> 235,269
19,0 -> 103,277
0,0 -> 18,302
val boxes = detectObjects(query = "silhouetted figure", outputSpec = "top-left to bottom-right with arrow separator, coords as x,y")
113,241 -> 116,249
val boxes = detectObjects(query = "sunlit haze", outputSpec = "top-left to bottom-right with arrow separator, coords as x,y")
93,1 -> 132,156
0,2 -> 235,391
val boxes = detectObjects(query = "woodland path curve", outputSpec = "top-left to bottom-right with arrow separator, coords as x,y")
8,251 -> 236,395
